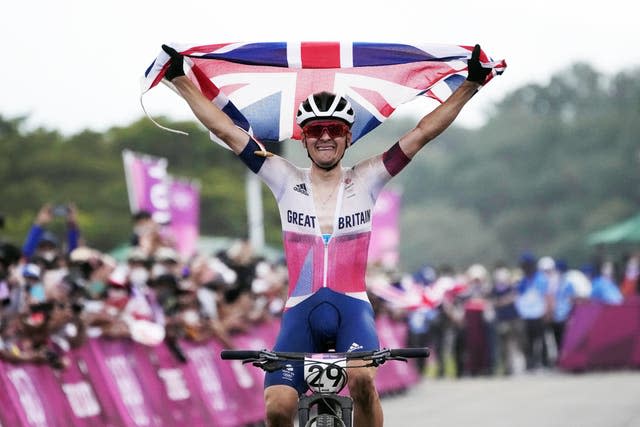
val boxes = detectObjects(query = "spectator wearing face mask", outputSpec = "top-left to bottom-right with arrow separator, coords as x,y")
127,248 -> 152,286
130,211 -> 174,257
151,246 -> 183,279
83,266 -> 134,339
0,241 -> 22,347
22,203 -> 80,268
127,248 -> 166,328
0,263 -> 67,369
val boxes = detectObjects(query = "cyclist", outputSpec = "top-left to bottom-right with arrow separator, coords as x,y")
161,44 -> 491,427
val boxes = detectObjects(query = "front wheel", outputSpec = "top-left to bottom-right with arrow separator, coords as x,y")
314,413 -> 339,427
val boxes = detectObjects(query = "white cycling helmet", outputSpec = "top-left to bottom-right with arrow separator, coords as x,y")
296,92 -> 355,127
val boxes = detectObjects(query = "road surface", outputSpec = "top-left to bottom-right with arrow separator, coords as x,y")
381,370 -> 640,427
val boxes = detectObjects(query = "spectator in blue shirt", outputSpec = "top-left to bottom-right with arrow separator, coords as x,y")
22,203 -> 80,269
515,253 -> 550,370
589,259 -> 623,305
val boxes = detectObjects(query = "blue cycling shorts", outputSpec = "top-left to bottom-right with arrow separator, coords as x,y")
264,287 -> 379,395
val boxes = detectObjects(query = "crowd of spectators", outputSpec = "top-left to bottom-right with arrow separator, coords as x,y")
369,250 -> 638,378
0,204 -> 288,369
0,203 -> 638,379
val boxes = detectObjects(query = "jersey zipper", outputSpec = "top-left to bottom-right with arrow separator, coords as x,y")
322,241 -> 329,287
322,179 -> 345,288
310,170 -> 345,289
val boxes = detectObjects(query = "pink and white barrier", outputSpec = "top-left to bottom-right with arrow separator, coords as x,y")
0,317 -> 419,427
558,297 -> 640,371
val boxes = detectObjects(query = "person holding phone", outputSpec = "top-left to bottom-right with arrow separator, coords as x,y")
22,203 -> 81,267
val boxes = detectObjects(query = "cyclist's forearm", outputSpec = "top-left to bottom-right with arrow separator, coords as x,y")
418,80 -> 479,136
171,76 -> 250,154
399,80 -> 480,157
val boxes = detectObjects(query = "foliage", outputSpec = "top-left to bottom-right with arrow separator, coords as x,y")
0,116 -> 281,251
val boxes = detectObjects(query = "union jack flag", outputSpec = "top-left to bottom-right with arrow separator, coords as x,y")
141,42 -> 506,144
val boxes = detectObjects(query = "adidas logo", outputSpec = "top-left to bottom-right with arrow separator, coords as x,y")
293,183 -> 309,196
348,342 -> 363,353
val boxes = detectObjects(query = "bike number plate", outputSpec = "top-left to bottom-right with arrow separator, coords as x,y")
304,355 -> 347,393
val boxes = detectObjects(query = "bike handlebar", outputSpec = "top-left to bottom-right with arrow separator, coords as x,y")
220,350 -> 264,360
387,347 -> 430,359
220,347 -> 429,362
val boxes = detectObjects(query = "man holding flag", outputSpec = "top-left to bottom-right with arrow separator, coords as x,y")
158,42 -> 498,427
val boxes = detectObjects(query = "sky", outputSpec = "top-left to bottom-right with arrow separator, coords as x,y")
2,0 -> 639,135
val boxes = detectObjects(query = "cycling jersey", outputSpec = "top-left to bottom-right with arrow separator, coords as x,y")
239,139 -> 410,309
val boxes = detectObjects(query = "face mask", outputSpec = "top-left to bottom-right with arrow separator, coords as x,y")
40,250 -> 57,262
152,264 -> 168,278
129,268 -> 149,285
182,309 -> 199,325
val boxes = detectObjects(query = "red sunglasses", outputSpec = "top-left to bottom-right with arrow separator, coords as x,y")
302,121 -> 350,139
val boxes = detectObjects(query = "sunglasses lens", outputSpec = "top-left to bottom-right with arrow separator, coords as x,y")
304,125 -> 324,138
326,124 -> 347,138
303,123 -> 348,139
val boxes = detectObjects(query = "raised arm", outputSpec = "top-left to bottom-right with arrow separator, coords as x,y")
398,44 -> 491,158
162,45 -> 250,154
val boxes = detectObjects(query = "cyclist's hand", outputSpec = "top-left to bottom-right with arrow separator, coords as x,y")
466,44 -> 491,84
161,44 -> 185,81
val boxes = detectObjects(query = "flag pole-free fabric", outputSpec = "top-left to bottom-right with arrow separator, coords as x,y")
141,41 -> 506,144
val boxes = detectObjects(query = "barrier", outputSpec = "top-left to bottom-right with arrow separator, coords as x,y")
0,362 -> 76,427
0,317 -> 420,427
558,297 -> 640,371
375,314 -> 420,392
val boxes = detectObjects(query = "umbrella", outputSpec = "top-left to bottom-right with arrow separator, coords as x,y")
587,213 -> 640,245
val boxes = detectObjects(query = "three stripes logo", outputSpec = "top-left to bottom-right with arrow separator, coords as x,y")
293,183 -> 309,196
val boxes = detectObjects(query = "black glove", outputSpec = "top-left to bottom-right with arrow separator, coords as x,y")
161,44 -> 185,81
466,44 -> 491,84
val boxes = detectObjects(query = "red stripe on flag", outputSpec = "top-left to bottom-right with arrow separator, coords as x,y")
183,43 -> 235,55
191,63 -> 220,101
301,42 -> 341,68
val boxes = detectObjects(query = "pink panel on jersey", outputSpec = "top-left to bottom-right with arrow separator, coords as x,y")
283,230 -> 371,299
326,233 -> 370,293
283,231 -> 324,297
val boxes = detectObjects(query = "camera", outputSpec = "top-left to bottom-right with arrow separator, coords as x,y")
52,205 -> 68,217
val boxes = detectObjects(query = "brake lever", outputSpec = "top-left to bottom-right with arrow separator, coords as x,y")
260,350 -> 279,360
254,350 -> 285,372
368,349 -> 392,367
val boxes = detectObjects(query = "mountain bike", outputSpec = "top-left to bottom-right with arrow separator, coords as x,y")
221,347 -> 429,427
